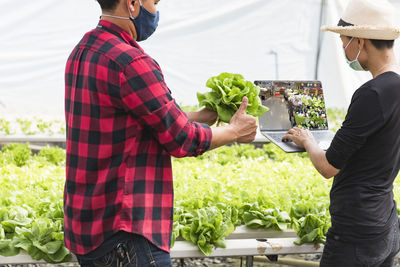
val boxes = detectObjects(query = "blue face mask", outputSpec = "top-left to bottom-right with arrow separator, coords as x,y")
128,0 -> 159,42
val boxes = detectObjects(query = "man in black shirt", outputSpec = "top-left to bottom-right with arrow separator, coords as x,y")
283,0 -> 400,266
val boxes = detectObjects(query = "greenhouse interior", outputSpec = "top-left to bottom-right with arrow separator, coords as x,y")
1,0 -> 400,266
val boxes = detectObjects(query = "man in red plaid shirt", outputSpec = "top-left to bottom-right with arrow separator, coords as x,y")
64,0 -> 258,266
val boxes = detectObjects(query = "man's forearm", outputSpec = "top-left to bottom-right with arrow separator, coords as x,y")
186,110 -> 216,126
186,111 -> 198,122
209,125 -> 237,150
304,141 -> 339,179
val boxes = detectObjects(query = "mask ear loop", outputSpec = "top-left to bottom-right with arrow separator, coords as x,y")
127,0 -> 143,18
344,37 -> 361,62
101,14 -> 130,20
127,0 -> 134,18
354,49 -> 361,61
344,37 -> 354,51
347,38 -> 362,62
101,0 -> 136,20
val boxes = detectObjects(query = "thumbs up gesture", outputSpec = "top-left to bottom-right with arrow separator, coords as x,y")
229,97 -> 258,143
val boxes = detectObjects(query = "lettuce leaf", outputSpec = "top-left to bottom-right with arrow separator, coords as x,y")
197,72 -> 269,123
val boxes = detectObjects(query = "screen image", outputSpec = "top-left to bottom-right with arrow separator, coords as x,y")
255,81 -> 328,131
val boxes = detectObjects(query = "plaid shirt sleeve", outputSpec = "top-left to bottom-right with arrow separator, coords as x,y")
120,55 -> 212,158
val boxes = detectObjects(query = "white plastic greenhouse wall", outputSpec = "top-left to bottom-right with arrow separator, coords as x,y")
1,0 -> 400,117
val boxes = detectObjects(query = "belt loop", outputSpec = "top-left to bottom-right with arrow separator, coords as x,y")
116,243 -> 129,266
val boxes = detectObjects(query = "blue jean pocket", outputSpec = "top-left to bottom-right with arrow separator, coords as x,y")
93,251 -> 115,267
143,239 -> 172,267
91,241 -> 137,267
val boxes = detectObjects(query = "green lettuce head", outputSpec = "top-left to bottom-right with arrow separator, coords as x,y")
197,72 -> 269,123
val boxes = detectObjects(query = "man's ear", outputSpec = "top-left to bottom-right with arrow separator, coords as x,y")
128,0 -> 136,14
358,38 -> 365,50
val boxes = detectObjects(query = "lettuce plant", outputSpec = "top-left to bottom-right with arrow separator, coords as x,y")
197,73 -> 269,123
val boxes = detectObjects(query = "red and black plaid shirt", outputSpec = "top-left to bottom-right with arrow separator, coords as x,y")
64,20 -> 212,255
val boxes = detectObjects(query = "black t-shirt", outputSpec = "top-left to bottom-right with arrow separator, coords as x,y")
326,71 -> 400,242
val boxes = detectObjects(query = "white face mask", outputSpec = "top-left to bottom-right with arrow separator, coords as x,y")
343,37 -> 367,71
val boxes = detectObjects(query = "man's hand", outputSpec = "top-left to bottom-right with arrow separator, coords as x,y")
186,108 -> 218,126
283,127 -> 339,179
229,97 -> 258,143
209,97 -> 257,149
282,127 -> 317,148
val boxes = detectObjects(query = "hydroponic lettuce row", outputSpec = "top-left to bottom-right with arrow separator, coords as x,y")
0,144 -> 69,263
0,117 -> 66,136
197,72 -> 269,123
171,144 -> 333,255
1,142 -> 400,262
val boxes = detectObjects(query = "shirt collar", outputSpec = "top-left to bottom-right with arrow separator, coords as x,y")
97,20 -> 144,52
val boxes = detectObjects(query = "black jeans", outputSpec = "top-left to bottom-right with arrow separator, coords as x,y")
320,219 -> 400,267
76,234 -> 172,267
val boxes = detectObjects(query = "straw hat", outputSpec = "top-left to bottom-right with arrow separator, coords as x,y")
321,0 -> 400,40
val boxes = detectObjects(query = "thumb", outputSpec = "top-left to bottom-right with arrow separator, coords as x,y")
237,96 -> 248,114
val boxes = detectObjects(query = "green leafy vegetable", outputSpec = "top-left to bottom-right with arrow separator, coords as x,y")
197,72 -> 269,122
180,207 -> 234,256
242,204 -> 291,231
37,146 -> 66,166
0,144 -> 70,262
0,110 -> 398,261
0,143 -> 32,167
293,214 -> 330,245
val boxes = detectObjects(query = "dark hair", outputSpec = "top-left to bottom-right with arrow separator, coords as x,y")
96,0 -> 120,11
369,39 -> 395,50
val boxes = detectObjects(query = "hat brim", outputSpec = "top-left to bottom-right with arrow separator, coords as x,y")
321,25 -> 400,40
